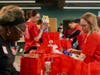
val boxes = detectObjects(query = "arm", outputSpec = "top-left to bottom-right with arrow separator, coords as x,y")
34,29 -> 43,41
67,48 -> 86,61
67,48 -> 81,54
34,25 -> 48,41
68,33 -> 98,61
29,23 -> 47,42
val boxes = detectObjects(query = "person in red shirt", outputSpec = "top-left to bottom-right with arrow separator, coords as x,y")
63,13 -> 100,75
68,19 -> 85,49
24,10 -> 46,51
68,12 -> 100,64
68,19 -> 81,31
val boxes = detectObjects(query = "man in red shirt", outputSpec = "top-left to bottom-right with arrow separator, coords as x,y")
24,10 -> 46,51
68,19 -> 85,49
68,19 -> 81,31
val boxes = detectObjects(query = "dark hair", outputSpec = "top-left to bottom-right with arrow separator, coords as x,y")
57,27 -> 63,32
29,10 -> 39,17
0,5 -> 25,26
60,23 -> 63,26
69,19 -> 80,24
37,19 -> 43,25
5,26 -> 22,42
0,5 -> 25,42
97,16 -> 100,28
73,19 -> 80,23
68,20 -> 73,24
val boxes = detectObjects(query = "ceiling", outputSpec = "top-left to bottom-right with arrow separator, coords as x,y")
0,0 -> 100,9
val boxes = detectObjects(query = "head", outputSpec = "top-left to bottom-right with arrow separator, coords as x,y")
29,10 -> 40,22
68,19 -> 80,29
74,19 -> 80,24
37,19 -> 43,25
59,23 -> 63,28
80,12 -> 98,33
68,20 -> 76,29
0,5 -> 26,42
58,27 -> 63,33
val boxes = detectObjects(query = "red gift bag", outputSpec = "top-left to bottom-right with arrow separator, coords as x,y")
60,38 -> 72,50
41,32 -> 63,52
42,32 -> 60,43
88,61 -> 100,75
20,57 -> 39,75
48,54 -> 75,75
49,56 -> 62,75
70,60 -> 88,75
38,44 -> 52,54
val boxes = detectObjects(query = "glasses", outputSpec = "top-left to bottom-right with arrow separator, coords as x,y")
15,26 -> 23,32
80,24 -> 87,27
80,23 -> 89,28
15,23 -> 26,33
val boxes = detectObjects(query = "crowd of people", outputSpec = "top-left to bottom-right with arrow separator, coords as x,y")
0,5 -> 100,75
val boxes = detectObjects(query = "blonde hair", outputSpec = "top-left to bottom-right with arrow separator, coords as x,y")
81,12 -> 99,32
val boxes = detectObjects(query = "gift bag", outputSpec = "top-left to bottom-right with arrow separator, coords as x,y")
88,61 -> 100,75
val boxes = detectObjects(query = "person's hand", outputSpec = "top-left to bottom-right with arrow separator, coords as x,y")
23,54 -> 39,58
67,48 -> 81,54
67,48 -> 77,52
41,24 -> 48,31
29,50 -> 39,58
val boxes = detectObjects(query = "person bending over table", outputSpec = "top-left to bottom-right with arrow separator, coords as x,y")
68,12 -> 100,64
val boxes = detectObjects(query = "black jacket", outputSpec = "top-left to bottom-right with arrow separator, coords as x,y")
0,36 -> 16,75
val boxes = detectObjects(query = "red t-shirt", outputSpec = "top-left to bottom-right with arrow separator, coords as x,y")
82,32 -> 100,64
75,24 -> 82,31
24,21 -> 39,51
64,29 -> 73,38
75,24 -> 85,49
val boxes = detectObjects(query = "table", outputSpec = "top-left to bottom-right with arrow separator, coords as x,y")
20,54 -> 73,75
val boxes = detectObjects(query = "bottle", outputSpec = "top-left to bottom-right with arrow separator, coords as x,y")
44,57 -> 52,75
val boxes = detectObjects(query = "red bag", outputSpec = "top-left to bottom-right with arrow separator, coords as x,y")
42,32 -> 59,43
20,57 -> 39,75
88,61 -> 100,75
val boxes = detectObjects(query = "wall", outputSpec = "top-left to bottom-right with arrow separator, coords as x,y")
39,9 -> 99,27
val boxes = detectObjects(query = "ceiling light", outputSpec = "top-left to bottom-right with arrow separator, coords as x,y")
0,1 -> 35,3
22,7 -> 41,9
65,1 -> 100,3
63,7 -> 100,9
